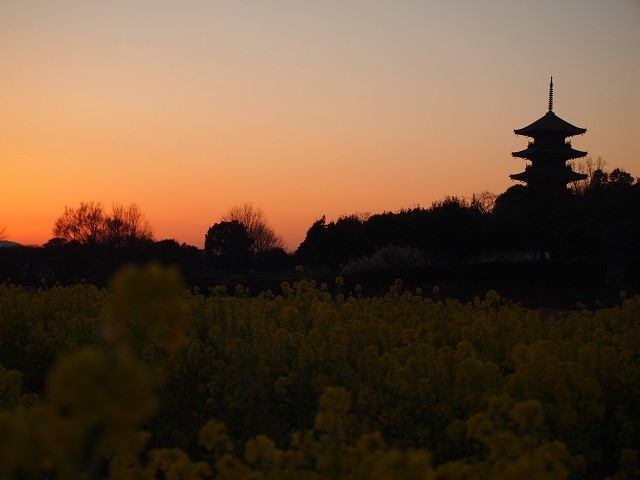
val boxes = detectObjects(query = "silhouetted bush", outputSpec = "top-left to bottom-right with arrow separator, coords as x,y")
340,244 -> 431,275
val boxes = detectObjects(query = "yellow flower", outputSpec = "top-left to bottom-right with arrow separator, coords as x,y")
103,262 -> 189,352
46,347 -> 157,435
314,387 -> 351,437
199,419 -> 234,455
244,434 -> 278,467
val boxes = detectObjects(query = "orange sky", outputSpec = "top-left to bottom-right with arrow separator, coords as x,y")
2,1 -> 639,251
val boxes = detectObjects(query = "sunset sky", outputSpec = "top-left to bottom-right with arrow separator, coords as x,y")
2,1 -> 639,251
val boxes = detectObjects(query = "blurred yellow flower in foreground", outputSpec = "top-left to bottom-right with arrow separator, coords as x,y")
46,347 -> 157,433
103,262 -> 189,352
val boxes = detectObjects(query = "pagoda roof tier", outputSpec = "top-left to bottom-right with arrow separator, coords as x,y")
514,111 -> 586,137
510,166 -> 587,183
512,143 -> 587,160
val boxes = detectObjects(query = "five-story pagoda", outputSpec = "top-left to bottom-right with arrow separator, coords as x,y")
510,78 -> 588,190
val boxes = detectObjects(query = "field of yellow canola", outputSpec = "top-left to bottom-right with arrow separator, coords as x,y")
0,263 -> 639,479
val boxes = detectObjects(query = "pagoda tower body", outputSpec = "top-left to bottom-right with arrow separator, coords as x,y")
510,78 -> 588,190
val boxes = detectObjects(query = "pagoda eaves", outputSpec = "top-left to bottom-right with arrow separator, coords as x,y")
509,77 -> 588,190
512,143 -> 587,161
514,110 -> 586,138
510,166 -> 587,184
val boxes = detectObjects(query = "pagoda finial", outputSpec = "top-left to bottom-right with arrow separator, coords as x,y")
548,76 -> 554,111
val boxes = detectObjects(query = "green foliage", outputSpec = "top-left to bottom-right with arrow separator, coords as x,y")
0,270 -> 639,478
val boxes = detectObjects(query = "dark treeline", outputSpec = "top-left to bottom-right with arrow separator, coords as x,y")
0,239 -> 202,287
297,171 -> 640,275
1,166 -> 639,291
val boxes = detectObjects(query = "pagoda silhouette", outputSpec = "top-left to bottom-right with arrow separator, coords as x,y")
510,78 -> 588,190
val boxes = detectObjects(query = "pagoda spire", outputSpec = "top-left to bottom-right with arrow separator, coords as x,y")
510,78 -> 588,191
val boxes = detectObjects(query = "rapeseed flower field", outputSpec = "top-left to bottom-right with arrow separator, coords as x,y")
0,264 -> 638,479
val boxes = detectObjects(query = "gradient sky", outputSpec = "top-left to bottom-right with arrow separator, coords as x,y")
2,1 -> 639,251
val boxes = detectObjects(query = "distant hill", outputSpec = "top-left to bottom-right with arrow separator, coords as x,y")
0,240 -> 22,248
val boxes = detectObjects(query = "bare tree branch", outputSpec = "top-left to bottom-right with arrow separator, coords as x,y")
52,202 -> 154,245
221,202 -> 284,254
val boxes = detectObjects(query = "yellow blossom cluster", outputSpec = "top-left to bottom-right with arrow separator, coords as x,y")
0,272 -> 639,478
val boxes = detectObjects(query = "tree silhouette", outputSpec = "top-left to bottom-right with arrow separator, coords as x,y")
426,196 -> 488,261
589,169 -> 610,191
104,203 -> 155,246
296,199 -> 494,268
221,203 -> 283,255
53,201 -> 105,244
608,168 -> 634,189
569,156 -> 606,194
470,191 -> 497,215
295,216 -> 328,264
52,202 -> 153,246
204,220 -> 252,270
